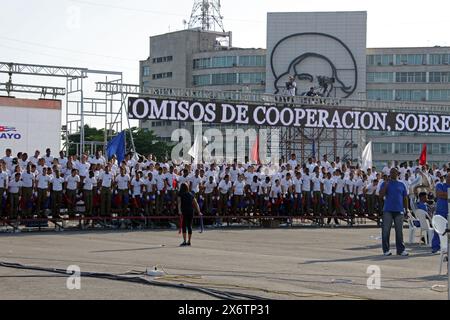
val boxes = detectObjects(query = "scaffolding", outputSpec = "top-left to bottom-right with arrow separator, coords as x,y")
0,61 -> 132,156
96,83 -> 450,163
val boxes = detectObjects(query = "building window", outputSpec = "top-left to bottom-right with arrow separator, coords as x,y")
429,72 -> 450,83
395,72 -> 426,83
238,55 -> 266,67
408,144 -> 422,154
211,73 -> 237,85
367,90 -> 394,101
152,72 -> 173,80
373,143 -> 392,154
429,90 -> 450,101
367,54 -> 394,66
367,72 -> 393,83
430,54 -> 450,65
238,72 -> 266,84
152,56 -> 173,64
193,74 -> 211,86
211,56 -> 237,68
143,66 -> 151,77
193,58 -> 211,69
142,81 -> 151,91
395,90 -> 426,101
395,54 -> 427,65
394,143 -> 408,154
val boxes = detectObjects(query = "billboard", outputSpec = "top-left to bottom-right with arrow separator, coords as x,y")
266,12 -> 367,98
128,97 -> 450,134
0,97 -> 62,154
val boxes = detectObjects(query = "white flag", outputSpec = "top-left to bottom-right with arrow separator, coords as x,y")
188,130 -> 202,163
361,141 -> 373,171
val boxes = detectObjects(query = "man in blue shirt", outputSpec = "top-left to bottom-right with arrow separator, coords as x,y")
379,168 -> 409,256
431,174 -> 450,253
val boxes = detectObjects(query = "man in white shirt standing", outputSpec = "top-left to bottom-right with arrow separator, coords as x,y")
2,148 -> 13,172
8,173 -> 22,219
65,169 -> 80,216
21,164 -> 35,217
50,170 -> 65,217
115,168 -> 131,216
99,166 -> 113,217
0,165 -> 8,217
36,168 -> 50,217
44,148 -> 54,168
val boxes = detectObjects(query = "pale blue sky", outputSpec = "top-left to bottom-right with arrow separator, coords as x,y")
1,0 -> 450,84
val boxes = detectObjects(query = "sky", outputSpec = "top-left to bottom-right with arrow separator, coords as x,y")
1,0 -> 449,128
1,0 -> 450,85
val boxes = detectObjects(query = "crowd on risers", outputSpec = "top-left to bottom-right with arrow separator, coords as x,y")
0,148 -> 449,231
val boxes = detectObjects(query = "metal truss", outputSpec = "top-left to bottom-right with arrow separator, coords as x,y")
0,82 -> 65,98
0,61 -> 88,78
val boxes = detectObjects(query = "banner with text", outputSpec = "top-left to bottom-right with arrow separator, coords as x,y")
128,97 -> 450,134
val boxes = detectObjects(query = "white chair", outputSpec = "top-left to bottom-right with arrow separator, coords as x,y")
407,216 -> 421,244
414,209 -> 435,246
431,215 -> 448,275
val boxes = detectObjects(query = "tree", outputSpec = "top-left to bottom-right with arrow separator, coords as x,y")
63,126 -> 172,162
124,127 -> 173,162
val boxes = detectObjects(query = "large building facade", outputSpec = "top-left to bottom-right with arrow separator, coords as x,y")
139,12 -> 450,166
366,47 -> 450,167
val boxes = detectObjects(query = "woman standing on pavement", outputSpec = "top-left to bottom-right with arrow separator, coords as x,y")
177,183 -> 202,247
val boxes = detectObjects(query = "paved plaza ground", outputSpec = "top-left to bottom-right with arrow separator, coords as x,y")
0,227 -> 447,300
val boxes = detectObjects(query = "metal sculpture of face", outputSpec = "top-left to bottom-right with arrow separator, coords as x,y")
270,33 -> 358,98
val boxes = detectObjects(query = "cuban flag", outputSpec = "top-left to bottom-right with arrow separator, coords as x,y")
0,126 -> 16,132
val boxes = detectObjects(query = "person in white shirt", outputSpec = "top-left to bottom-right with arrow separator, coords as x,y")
0,165 -> 8,217
270,179 -> 283,215
293,171 -> 303,215
218,175 -> 232,217
44,148 -> 54,168
311,168 -> 322,219
302,167 -> 312,215
36,168 -> 50,217
115,168 -> 131,216
99,166 -> 113,216
2,148 -> 13,172
143,172 -> 156,216
287,154 -> 298,171
344,171 -> 356,225
248,175 -> 260,215
130,173 -> 144,215
154,167 -> 166,215
203,175 -> 217,215
65,169 -> 80,215
77,155 -> 91,181
29,150 -> 40,166
365,178 -> 378,217
322,172 -> 337,225
8,173 -> 22,218
232,174 -> 246,216
50,170 -> 64,217
334,169 -> 345,216
83,171 -> 96,217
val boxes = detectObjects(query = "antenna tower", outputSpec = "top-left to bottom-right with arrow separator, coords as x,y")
188,0 -> 225,32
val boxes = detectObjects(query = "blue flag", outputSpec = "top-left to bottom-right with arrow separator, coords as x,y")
107,131 -> 126,163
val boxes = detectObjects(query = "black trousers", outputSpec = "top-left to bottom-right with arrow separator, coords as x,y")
181,213 -> 193,235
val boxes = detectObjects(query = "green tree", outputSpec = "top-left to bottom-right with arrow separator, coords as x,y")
124,127 -> 173,162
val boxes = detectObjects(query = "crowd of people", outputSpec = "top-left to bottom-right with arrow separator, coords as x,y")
0,147 -> 449,229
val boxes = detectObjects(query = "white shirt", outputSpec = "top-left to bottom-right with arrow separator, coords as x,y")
100,172 -> 113,188
190,176 -> 202,193
83,177 -> 96,191
65,175 -> 80,191
323,179 -> 333,195
335,176 -> 345,193
354,178 -> 365,195
116,174 -> 131,190
44,155 -> 54,167
233,180 -> 246,196
131,178 -> 144,196
345,178 -> 355,194
204,181 -> 217,194
302,175 -> 311,191
155,174 -> 165,191
218,180 -> 232,194
77,162 -> 90,177
249,181 -> 260,193
311,176 -> 321,192
293,177 -> 303,193
0,171 -> 9,189
144,177 -> 156,192
288,159 -> 298,169
2,156 -> 13,171
36,174 -> 51,189
51,177 -> 64,192
271,185 -> 282,198
8,179 -> 22,193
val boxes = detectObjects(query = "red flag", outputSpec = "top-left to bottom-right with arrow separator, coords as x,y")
419,144 -> 427,166
251,136 -> 260,164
